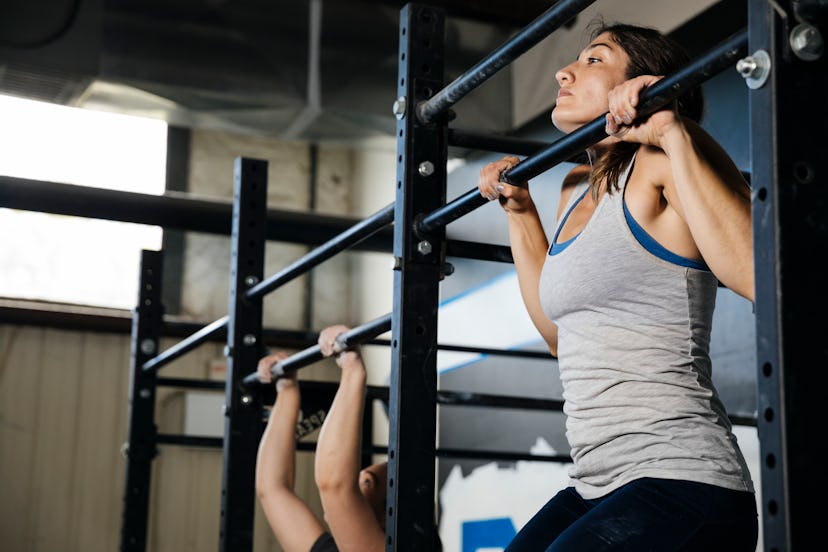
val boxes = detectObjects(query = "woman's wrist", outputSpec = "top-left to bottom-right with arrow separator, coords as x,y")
504,197 -> 540,221
275,377 -> 299,393
339,355 -> 366,374
657,117 -> 691,156
332,348 -> 363,370
503,193 -> 536,215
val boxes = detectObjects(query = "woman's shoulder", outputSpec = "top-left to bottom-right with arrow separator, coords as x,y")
632,144 -> 674,187
560,164 -> 590,203
562,163 -> 590,187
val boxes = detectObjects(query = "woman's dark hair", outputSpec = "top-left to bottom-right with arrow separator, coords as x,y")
586,20 -> 704,195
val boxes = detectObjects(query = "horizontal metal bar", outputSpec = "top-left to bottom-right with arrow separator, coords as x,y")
418,29 -> 748,235
0,301 -> 321,356
246,435 -> 567,464
436,447 -> 571,463
159,418 -> 756,453
416,0 -> 599,123
2,300 -> 550,363
303,442 -> 568,464
142,316 -> 228,373
247,203 -> 395,300
300,382 -> 564,412
160,433 -> 568,464
154,435 -> 375,453
337,315 -> 394,347
241,313 -> 394,387
0,175 -> 510,262
0,301 -> 137,334
449,128 -> 588,163
151,377 -> 757,427
0,175 -> 393,252
435,343 -> 550,359
446,239 -> 513,263
449,128 -> 553,156
437,390 -> 563,410
729,413 -> 758,427
157,434 -> 223,448
369,339 -> 553,360
156,377 -> 225,390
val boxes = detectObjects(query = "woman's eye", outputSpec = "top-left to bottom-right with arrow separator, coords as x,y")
587,57 -> 601,64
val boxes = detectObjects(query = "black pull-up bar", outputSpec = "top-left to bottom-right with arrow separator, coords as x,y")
418,28 -> 749,235
449,128 -> 587,162
142,202 -> 395,373
416,0 -> 599,124
142,316 -> 228,373
241,313 -> 393,387
246,202 -> 395,300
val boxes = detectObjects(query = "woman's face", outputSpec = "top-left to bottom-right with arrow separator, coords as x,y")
359,462 -> 388,528
551,32 -> 631,133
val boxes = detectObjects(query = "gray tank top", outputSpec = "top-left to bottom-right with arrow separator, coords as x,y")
538,158 -> 753,499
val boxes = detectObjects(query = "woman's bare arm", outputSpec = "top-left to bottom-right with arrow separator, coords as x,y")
479,156 -> 565,356
255,353 -> 327,552
314,326 -> 385,552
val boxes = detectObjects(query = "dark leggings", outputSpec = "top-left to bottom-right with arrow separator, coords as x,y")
505,478 -> 758,552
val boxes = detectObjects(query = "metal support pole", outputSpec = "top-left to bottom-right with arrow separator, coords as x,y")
361,391 -> 376,470
120,250 -> 163,552
387,4 -> 446,550
219,158 -> 268,552
748,1 -> 828,550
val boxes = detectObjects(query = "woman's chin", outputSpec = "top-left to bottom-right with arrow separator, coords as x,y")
550,114 -> 575,134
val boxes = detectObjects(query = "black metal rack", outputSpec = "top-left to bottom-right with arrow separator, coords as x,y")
4,1 -> 820,550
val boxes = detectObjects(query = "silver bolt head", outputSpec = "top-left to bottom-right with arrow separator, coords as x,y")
140,338 -> 156,355
417,240 -> 433,255
241,394 -> 253,405
393,96 -> 407,119
244,275 -> 259,287
736,50 -> 771,89
790,23 -> 824,61
139,388 -> 152,399
243,334 -> 257,346
418,161 -> 435,177
736,57 -> 758,77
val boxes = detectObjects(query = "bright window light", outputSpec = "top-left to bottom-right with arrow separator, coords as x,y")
0,94 -> 167,309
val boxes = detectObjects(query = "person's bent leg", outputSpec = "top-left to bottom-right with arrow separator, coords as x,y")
547,478 -> 757,552
504,487 -> 590,552
677,482 -> 757,552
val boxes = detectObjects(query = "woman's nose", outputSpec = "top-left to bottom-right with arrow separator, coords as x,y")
555,65 -> 573,86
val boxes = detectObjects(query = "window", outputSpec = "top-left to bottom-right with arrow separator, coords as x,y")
0,94 -> 167,309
